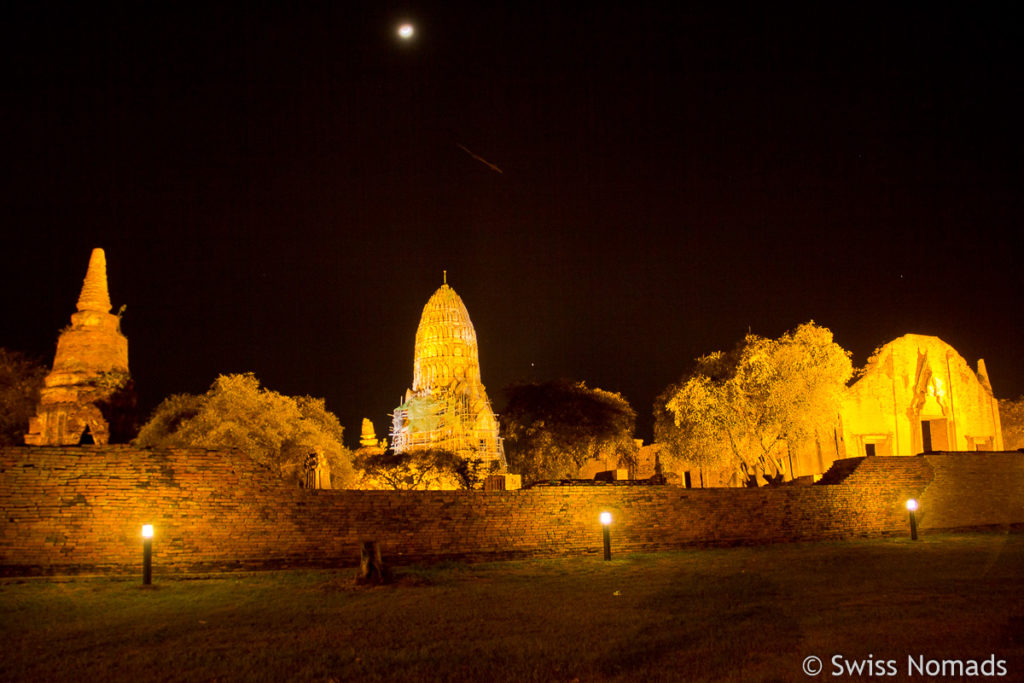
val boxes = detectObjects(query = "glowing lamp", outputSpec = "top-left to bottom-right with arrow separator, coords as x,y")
906,500 -> 919,541
600,512 -> 612,561
397,23 -> 414,39
141,524 -> 154,585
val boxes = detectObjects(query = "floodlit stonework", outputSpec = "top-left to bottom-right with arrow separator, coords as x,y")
664,334 -> 1007,487
4,445 -> 1023,572
390,282 -> 506,469
359,417 -> 385,449
24,248 -> 134,445
841,334 -> 1003,456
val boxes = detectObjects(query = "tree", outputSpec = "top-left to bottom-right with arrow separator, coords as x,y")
286,396 -> 356,487
0,349 -> 47,446
1000,396 -> 1024,450
502,379 -> 637,482
135,373 -> 355,488
657,322 -> 852,485
352,447 -> 497,490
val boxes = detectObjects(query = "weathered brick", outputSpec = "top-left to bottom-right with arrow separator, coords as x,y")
1,447 -> 1022,575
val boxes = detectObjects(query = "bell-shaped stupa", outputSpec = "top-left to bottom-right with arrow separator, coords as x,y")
390,277 -> 506,470
25,248 -> 135,445
359,417 -> 387,450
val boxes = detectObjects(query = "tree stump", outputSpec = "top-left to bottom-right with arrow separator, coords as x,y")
355,540 -> 389,585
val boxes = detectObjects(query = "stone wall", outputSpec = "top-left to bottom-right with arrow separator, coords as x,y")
1,447 -> 1022,575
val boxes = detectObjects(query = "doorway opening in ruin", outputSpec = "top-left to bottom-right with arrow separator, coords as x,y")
860,435 -> 891,456
920,418 -> 949,452
79,426 -> 95,445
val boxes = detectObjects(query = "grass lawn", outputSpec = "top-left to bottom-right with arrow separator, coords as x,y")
2,531 -> 1022,682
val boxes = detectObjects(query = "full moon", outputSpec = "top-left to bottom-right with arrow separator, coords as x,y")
397,23 -> 414,39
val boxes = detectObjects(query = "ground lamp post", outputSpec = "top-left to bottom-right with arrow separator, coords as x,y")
600,512 -> 612,560
906,499 -> 918,541
142,524 -> 153,585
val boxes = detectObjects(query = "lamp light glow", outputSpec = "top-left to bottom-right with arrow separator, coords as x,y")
397,23 -> 414,39
141,524 -> 154,585
600,512 -> 612,560
906,500 -> 919,541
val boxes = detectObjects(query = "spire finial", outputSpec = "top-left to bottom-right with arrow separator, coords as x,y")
76,248 -> 112,313
443,270 -> 447,285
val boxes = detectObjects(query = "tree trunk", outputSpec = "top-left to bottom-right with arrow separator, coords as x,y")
356,540 -> 389,585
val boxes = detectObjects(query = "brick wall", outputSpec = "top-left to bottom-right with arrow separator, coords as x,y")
918,453 -> 1024,530
1,447 -> 1021,575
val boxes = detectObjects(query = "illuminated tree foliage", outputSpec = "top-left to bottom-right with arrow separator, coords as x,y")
135,373 -> 355,487
502,379 -> 637,482
352,447 -> 497,490
1000,396 -> 1024,450
657,322 -> 852,484
0,348 -> 47,446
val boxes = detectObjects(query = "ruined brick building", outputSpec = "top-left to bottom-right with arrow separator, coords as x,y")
840,334 -> 1003,457
24,248 -> 135,445
665,334 -> 1005,487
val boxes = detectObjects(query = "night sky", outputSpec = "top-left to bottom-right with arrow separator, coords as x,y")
3,4 -> 1022,443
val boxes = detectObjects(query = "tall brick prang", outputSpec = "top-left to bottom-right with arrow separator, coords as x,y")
389,280 -> 506,471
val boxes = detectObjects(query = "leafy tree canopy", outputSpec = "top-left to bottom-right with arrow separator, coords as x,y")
135,373 -> 354,487
1000,396 -> 1024,451
656,322 -> 852,483
0,348 -> 47,446
502,379 -> 637,482
353,447 -> 498,490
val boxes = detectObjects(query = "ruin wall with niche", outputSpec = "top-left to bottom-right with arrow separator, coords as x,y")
1,446 -> 1023,575
841,334 -> 1003,457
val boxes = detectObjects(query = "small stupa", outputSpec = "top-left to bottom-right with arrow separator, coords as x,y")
359,418 -> 386,450
25,248 -> 135,445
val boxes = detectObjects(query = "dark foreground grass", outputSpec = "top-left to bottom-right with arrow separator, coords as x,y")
2,532 -> 1022,682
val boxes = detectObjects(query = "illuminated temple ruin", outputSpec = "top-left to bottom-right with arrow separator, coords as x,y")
841,334 -> 1003,456
25,248 -> 135,445
663,333 -> 1006,487
390,281 -> 507,469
